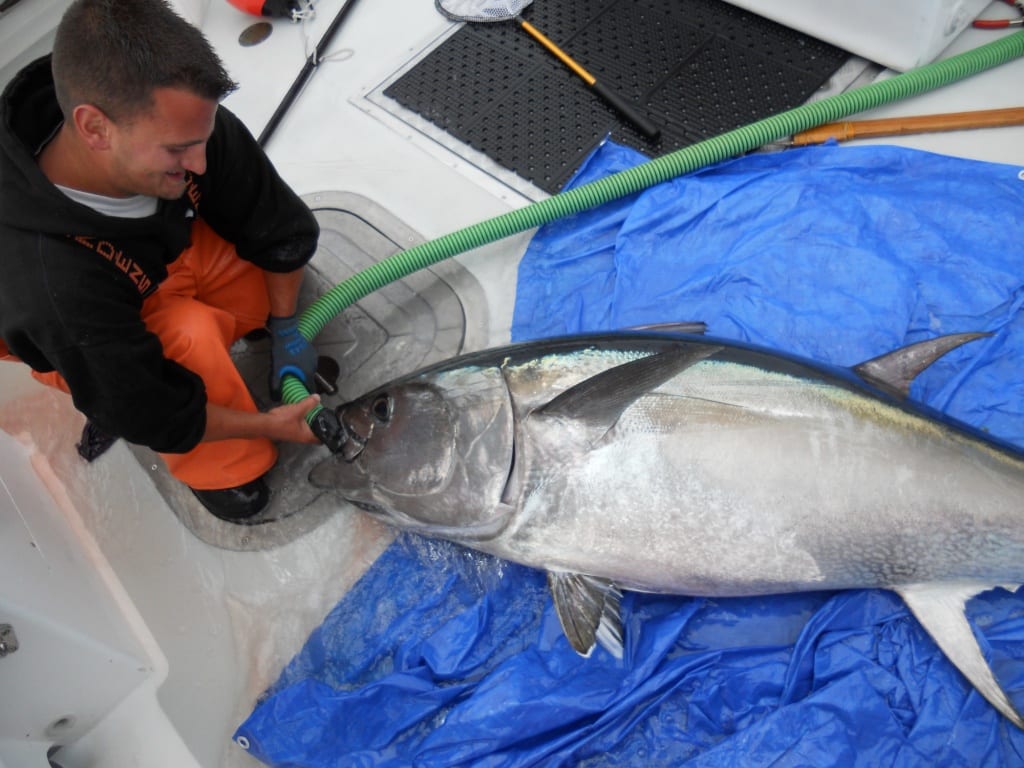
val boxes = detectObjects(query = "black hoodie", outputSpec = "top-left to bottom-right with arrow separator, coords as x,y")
0,56 -> 319,453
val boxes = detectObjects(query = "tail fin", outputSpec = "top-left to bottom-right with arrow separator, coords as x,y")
896,582 -> 1024,729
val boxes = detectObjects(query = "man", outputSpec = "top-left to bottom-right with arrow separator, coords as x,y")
0,0 -> 324,522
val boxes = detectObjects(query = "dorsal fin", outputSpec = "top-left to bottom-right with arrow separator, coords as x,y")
537,344 -> 720,430
853,332 -> 990,397
624,321 -> 707,335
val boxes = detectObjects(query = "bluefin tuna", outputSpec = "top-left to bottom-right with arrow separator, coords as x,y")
309,331 -> 1024,727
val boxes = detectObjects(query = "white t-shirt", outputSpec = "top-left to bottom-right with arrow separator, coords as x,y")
56,184 -> 158,219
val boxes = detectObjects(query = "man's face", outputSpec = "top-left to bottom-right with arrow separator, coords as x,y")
104,87 -> 218,200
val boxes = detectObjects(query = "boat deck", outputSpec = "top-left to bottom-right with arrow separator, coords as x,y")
2,0 -> 1024,765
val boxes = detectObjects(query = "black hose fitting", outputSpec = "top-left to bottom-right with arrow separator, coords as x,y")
308,407 -> 348,454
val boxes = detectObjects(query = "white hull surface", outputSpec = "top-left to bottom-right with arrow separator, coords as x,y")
2,0 -> 1024,765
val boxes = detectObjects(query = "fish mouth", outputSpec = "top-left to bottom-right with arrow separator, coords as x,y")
334,394 -> 391,462
337,406 -> 368,462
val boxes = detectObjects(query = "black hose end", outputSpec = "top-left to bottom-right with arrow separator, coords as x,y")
309,407 -> 348,454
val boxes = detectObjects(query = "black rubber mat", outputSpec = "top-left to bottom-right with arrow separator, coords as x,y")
385,0 -> 849,193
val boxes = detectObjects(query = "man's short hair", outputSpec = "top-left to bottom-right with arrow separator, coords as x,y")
51,0 -> 238,122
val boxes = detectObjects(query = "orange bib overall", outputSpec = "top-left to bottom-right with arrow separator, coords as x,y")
2,220 -> 278,491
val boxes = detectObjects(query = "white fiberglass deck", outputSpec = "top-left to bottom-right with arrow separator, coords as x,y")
1,1 -> 1023,766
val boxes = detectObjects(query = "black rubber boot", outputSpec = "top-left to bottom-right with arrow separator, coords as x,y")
191,476 -> 270,524
76,420 -> 118,462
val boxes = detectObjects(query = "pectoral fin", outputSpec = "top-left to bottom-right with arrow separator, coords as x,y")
896,582 -> 1024,729
548,571 -> 624,659
537,344 -> 720,431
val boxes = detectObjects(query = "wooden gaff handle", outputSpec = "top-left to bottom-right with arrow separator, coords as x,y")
791,106 -> 1024,145
517,18 -> 661,141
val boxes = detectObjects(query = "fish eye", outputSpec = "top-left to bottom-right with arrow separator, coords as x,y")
371,394 -> 393,423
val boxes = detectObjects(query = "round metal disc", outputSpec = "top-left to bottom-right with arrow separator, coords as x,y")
239,22 -> 273,47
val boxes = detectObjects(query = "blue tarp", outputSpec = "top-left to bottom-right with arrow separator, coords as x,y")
236,141 -> 1024,766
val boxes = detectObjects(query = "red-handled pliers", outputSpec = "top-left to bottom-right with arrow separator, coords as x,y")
973,0 -> 1024,28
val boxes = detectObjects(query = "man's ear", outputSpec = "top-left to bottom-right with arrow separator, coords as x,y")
71,104 -> 114,150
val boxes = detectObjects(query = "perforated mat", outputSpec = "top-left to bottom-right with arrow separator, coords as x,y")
384,0 -> 849,193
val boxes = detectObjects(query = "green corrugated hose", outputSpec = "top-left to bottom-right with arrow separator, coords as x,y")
284,30 -> 1024,434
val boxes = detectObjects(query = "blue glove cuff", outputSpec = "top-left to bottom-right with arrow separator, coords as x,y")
268,314 -> 302,337
275,364 -> 309,386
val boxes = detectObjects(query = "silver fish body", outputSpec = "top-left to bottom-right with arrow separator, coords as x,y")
311,332 -> 1024,726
